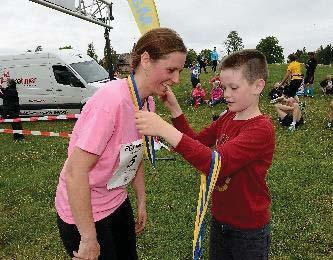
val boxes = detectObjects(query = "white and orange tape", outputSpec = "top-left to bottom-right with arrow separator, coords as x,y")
0,128 -> 71,138
0,114 -> 80,123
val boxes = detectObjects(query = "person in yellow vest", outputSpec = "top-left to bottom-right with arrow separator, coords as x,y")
279,54 -> 303,100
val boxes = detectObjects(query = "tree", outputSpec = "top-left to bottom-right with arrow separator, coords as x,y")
185,49 -> 197,68
103,44 -> 117,72
256,36 -> 284,64
224,31 -> 244,55
59,45 -> 73,50
35,45 -> 43,52
87,42 -> 98,61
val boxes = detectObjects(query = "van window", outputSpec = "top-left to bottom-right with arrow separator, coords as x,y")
70,60 -> 109,83
52,65 -> 84,88
53,65 -> 73,85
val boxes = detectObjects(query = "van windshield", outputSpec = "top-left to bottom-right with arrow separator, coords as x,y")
70,60 -> 109,83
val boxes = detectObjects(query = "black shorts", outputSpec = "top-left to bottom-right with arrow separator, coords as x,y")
284,79 -> 302,97
279,114 -> 304,127
304,73 -> 314,84
57,198 -> 137,260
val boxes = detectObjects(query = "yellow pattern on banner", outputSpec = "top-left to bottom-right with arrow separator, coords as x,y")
127,0 -> 160,35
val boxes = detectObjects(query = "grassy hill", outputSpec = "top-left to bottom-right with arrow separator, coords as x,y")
0,64 -> 332,259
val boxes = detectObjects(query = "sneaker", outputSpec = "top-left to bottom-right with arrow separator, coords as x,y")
288,125 -> 296,131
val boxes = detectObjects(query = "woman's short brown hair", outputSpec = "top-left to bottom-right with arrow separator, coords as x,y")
131,27 -> 187,70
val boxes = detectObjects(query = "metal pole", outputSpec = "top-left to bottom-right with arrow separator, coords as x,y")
104,28 -> 114,80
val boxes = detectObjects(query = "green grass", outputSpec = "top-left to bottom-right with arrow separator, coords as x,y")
0,65 -> 332,259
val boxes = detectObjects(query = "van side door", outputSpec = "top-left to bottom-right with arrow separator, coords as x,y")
14,63 -> 56,115
51,65 -> 84,111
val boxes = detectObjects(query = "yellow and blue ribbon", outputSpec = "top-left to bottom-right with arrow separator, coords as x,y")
193,151 -> 221,260
128,72 -> 156,167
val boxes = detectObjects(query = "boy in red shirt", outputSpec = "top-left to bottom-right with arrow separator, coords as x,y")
135,49 -> 275,260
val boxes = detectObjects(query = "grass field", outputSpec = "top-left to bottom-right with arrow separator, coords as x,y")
0,64 -> 332,260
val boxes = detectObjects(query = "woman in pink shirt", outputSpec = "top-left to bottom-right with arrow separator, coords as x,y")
55,28 -> 187,260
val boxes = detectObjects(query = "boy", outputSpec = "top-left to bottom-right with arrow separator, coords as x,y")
273,95 -> 304,131
135,49 -> 275,260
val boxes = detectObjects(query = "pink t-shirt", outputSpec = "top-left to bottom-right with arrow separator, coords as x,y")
55,78 -> 153,224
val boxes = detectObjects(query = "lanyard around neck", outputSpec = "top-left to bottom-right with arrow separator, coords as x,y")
127,72 -> 156,167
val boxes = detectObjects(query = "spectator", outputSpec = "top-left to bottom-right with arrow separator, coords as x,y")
279,54 -> 303,99
0,79 -> 24,141
320,75 -> 333,95
304,52 -> 317,97
208,80 -> 224,107
191,83 -> 206,107
211,47 -> 219,72
274,95 -> 304,131
190,62 -> 201,88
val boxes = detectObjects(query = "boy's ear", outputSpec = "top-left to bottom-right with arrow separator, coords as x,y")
254,79 -> 265,95
140,51 -> 151,70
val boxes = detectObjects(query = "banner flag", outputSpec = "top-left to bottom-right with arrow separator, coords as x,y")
127,0 -> 160,35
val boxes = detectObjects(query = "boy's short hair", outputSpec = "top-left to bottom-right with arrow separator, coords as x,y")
220,49 -> 268,84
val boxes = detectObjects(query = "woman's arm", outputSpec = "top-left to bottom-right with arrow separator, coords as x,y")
65,147 -> 100,260
131,161 -> 147,234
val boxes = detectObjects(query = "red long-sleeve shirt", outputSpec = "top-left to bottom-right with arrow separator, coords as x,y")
172,111 -> 275,229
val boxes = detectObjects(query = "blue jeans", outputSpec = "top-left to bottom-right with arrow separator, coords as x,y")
209,217 -> 270,260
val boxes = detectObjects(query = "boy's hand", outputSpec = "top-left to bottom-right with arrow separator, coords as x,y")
159,86 -> 183,118
135,111 -> 167,136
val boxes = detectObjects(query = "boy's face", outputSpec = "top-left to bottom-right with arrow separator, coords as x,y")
220,68 -> 264,113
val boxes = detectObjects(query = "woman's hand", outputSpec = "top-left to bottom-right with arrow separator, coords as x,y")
135,202 -> 147,235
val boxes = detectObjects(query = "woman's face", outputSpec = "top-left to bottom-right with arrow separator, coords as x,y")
145,51 -> 186,97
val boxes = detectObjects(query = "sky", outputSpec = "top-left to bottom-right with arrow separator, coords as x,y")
1,0 -> 332,60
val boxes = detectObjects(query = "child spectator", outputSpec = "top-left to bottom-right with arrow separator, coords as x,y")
190,62 -> 201,88
208,80 -> 224,107
273,95 -> 304,131
191,83 -> 206,107
320,75 -> 333,95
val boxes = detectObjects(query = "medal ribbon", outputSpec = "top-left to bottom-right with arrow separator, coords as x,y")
193,151 -> 222,260
128,72 -> 156,167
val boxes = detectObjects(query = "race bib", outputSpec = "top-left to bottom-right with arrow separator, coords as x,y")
107,139 -> 143,190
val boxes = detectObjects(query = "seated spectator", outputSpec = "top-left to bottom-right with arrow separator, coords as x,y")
269,82 -> 284,101
208,80 -> 225,107
273,95 -> 304,131
191,83 -> 206,107
320,75 -> 333,95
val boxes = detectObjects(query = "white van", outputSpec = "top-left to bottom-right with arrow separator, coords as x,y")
0,49 -> 110,116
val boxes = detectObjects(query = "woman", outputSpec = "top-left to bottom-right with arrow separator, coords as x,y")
55,27 -> 187,260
